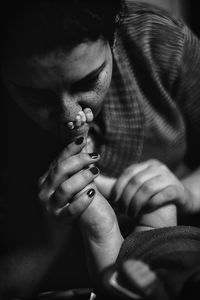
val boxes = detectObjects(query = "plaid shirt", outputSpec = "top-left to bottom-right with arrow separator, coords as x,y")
93,1 -> 200,177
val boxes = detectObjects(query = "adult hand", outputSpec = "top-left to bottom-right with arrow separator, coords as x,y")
37,135 -> 100,246
111,159 -> 188,217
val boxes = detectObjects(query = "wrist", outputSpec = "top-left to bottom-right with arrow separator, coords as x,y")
136,204 -> 177,231
178,185 -> 194,214
82,223 -> 124,285
180,167 -> 200,214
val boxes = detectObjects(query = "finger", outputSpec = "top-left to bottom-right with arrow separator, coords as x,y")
149,185 -> 181,209
39,153 -> 100,201
59,132 -> 88,160
117,166 -> 162,214
128,176 -> 178,216
84,108 -> 93,123
56,188 -> 96,223
110,161 -> 151,204
49,166 -> 99,209
38,135 -> 87,188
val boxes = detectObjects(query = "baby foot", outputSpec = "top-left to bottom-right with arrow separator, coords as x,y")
67,108 -> 93,130
120,259 -> 157,297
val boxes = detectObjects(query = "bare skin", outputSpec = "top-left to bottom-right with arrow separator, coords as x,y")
1,33 -> 200,298
118,259 -> 158,299
38,129 -> 124,285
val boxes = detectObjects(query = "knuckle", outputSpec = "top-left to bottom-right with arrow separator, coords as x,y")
65,205 -> 75,218
142,182 -> 154,195
82,170 -> 92,182
76,153 -> 91,167
150,194 -> 162,206
159,164 -> 169,173
53,161 -> 64,175
133,174 -> 143,186
50,208 -> 60,218
148,158 -> 160,166
58,160 -> 67,173
127,178 -> 135,188
75,153 -> 85,162
58,182 -> 73,197
165,186 -> 177,199
123,165 -> 135,177
38,190 -> 47,203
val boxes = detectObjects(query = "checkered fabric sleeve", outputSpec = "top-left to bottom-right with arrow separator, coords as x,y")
93,1 -> 200,177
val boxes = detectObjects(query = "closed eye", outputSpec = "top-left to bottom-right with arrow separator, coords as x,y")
70,74 -> 100,93
70,61 -> 106,93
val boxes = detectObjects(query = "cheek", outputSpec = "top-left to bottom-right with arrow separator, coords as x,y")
90,67 -> 112,115
8,89 -> 55,129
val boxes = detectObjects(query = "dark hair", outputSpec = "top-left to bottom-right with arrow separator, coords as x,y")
2,0 -> 123,59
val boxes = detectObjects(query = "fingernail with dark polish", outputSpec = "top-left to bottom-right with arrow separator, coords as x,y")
75,136 -> 84,145
88,152 -> 99,159
89,166 -> 99,175
87,188 -> 95,198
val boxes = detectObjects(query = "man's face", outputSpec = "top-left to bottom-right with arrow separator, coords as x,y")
3,39 -> 113,142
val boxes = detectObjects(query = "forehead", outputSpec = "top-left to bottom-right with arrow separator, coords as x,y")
3,39 -> 108,89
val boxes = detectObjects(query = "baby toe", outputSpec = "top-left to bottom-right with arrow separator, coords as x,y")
84,108 -> 93,123
79,110 -> 86,124
75,114 -> 82,127
67,122 -> 74,130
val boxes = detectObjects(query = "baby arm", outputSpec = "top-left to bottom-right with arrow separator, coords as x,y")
78,184 -> 124,286
95,159 -> 178,231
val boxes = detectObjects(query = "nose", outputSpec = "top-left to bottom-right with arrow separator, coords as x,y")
58,92 -> 82,123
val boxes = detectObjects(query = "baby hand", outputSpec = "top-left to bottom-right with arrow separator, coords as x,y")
111,159 -> 186,217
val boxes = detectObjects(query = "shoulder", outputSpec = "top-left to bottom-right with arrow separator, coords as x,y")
115,1 -> 190,86
120,1 -> 185,58
123,0 -> 184,31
